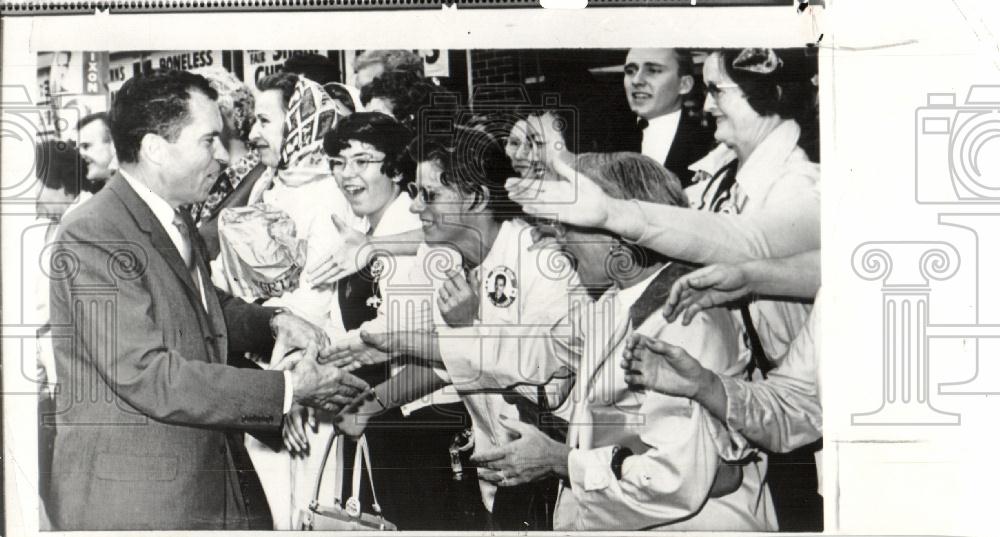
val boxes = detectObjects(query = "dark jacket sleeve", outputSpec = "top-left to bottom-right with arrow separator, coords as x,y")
216,290 -> 279,355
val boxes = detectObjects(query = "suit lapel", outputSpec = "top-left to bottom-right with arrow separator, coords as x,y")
663,111 -> 694,170
108,176 -> 216,340
190,219 -> 229,363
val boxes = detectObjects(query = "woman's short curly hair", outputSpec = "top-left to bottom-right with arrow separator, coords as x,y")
407,123 -> 523,222
359,70 -> 440,132
323,112 -> 416,190
717,48 -> 815,121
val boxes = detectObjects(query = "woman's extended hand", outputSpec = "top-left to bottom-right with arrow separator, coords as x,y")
504,152 -> 613,229
307,213 -> 373,288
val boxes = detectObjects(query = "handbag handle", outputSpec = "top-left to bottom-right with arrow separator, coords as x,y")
310,428 -> 344,508
349,435 -> 383,516
309,431 -> 382,516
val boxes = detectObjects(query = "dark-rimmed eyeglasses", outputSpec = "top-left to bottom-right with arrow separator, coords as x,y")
406,183 -> 439,205
328,156 -> 385,174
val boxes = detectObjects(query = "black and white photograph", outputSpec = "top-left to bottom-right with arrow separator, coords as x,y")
23,43 -> 821,532
9,2 -> 1000,536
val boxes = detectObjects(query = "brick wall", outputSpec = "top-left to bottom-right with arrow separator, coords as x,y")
470,50 -> 525,103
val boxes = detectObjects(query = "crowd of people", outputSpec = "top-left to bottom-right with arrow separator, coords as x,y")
34,47 -> 821,531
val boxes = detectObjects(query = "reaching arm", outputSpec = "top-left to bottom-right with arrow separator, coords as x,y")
625,302 -> 821,455
508,153 -> 818,266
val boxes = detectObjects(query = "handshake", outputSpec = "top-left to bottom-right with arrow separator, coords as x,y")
267,311 -> 374,414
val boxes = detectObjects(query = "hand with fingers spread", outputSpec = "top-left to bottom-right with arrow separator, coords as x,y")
282,402 -> 316,456
470,415 -> 570,487
621,333 -> 713,399
662,263 -> 752,325
360,329 -> 442,366
288,343 -> 371,414
438,268 -> 480,328
321,331 -> 394,371
504,151 -> 614,229
306,213 -> 373,288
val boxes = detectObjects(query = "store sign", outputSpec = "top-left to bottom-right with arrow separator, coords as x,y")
150,50 -> 220,71
243,50 -> 322,83
82,52 -> 109,94
420,49 -> 449,78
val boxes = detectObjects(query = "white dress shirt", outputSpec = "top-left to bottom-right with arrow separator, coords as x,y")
640,109 -> 682,165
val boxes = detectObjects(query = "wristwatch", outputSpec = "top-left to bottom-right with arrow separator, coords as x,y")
610,445 -> 633,480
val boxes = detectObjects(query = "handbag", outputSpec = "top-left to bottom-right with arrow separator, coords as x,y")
299,432 -> 397,531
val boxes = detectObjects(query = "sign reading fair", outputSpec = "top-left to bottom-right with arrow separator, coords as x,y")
244,50 -> 322,83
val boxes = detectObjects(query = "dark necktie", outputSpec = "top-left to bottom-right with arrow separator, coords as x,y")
171,209 -> 195,270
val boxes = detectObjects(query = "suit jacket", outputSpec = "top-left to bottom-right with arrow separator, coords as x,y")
47,174 -> 286,530
655,110 -> 717,188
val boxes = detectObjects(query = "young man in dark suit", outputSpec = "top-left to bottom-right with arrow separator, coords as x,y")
624,48 -> 717,188
46,69 -> 369,531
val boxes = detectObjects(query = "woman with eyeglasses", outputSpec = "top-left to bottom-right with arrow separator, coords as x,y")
274,111 -> 479,530
216,71 -> 366,530
326,124 -> 579,530
507,48 -> 819,375
506,48 -> 821,530
216,71 -> 365,327
470,152 -> 775,530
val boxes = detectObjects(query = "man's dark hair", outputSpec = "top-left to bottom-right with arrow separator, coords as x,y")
360,71 -> 440,132
77,112 -> 111,136
407,124 -> 523,222
494,274 -> 506,285
282,53 -> 338,85
36,140 -> 86,196
324,112 -> 416,190
109,69 -> 218,164
256,71 -> 300,109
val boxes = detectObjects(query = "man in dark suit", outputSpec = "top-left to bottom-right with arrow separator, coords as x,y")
46,69 -> 369,531
624,48 -> 717,188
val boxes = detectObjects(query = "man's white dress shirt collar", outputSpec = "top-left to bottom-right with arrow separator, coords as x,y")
640,109 -> 682,166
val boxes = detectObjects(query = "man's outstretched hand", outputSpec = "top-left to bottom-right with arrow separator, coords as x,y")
289,343 -> 370,413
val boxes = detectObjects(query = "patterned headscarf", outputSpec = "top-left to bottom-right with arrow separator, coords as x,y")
278,76 -> 346,170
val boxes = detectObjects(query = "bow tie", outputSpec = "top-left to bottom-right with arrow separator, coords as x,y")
637,118 -> 650,131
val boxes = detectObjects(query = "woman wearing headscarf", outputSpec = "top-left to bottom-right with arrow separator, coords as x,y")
216,71 -> 365,327
217,71 -> 365,530
468,152 -> 776,530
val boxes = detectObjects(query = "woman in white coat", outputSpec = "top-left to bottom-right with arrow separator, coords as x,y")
471,152 -> 777,531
